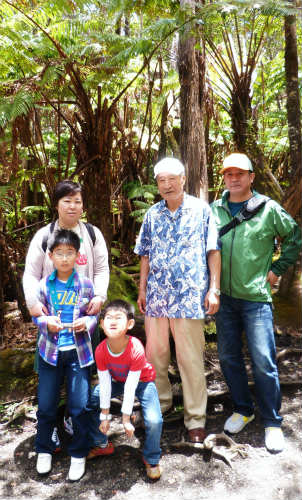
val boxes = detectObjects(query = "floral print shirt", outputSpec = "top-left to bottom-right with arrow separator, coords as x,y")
134,193 -> 219,319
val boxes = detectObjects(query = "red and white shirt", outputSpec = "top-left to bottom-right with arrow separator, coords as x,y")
95,336 -> 156,415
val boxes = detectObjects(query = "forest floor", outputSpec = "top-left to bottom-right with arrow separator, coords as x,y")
0,305 -> 301,500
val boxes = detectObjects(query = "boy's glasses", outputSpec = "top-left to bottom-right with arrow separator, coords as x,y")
53,251 -> 76,260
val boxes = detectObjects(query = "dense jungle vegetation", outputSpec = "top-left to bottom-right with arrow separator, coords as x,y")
0,0 -> 301,335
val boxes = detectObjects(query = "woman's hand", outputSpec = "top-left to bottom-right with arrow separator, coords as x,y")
86,296 -> 103,315
30,301 -> 49,317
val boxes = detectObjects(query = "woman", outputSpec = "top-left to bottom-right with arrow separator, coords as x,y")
23,179 -> 109,457
23,179 -> 109,316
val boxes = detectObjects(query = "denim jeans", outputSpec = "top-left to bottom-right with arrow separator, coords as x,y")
216,294 -> 282,428
90,380 -> 163,465
36,350 -> 91,457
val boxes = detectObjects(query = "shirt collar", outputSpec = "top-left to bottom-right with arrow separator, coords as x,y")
48,269 -> 76,287
159,192 -> 189,214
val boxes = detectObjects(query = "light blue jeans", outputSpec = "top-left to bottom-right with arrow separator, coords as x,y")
216,294 -> 282,428
90,380 -> 163,465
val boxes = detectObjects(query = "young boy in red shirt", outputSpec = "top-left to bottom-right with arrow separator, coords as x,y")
93,300 -> 163,479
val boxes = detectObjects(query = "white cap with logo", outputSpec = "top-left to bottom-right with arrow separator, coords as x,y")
154,157 -> 185,178
220,153 -> 253,174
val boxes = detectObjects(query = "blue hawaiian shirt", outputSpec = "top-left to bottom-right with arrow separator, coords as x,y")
134,193 -> 219,319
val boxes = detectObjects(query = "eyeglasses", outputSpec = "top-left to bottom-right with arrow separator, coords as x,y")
52,251 -> 77,260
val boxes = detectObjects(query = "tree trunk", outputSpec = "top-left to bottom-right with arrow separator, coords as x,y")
178,0 -> 208,201
73,98 -> 115,254
282,8 -> 302,218
231,88 -> 283,202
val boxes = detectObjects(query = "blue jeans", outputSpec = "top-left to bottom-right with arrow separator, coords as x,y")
90,381 -> 163,465
36,350 -> 91,457
216,294 -> 282,428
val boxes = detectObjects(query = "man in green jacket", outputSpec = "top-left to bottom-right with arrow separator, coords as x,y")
211,153 -> 301,453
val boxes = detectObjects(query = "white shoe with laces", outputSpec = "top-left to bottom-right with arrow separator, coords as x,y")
68,457 -> 86,481
224,412 -> 255,433
36,453 -> 52,474
265,427 -> 284,453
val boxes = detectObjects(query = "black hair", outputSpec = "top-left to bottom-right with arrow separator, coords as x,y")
53,180 -> 82,207
101,300 -> 135,320
48,229 -> 81,252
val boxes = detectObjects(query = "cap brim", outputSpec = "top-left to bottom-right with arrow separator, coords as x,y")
220,166 -> 251,174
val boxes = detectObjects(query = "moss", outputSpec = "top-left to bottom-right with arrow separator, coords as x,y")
0,349 -> 35,377
107,265 -> 138,311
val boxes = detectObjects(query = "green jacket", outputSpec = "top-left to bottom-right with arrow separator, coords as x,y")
211,191 -> 301,302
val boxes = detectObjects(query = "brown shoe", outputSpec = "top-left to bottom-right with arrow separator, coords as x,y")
187,427 -> 206,443
142,458 -> 161,480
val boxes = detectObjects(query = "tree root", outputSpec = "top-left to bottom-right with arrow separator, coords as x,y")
172,432 -> 249,467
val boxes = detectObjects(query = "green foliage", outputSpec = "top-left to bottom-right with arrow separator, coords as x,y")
124,180 -> 158,222
0,185 -> 14,212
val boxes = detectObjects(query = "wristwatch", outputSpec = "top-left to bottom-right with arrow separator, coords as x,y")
209,288 -> 221,296
99,413 -> 112,421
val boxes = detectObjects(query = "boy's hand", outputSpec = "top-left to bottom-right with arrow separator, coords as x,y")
47,316 -> 62,333
99,420 -> 110,435
122,415 -> 135,438
73,317 -> 87,333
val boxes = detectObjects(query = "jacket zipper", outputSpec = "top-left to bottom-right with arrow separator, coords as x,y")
229,227 -> 236,296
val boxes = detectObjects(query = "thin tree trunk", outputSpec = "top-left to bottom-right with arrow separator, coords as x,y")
283,8 -> 302,218
178,0 -> 208,201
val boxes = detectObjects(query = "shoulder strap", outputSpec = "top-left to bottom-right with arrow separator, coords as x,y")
219,195 -> 270,238
41,221 -> 56,252
42,221 -> 96,251
84,222 -> 96,246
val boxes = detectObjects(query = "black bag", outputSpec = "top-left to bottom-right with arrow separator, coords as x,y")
219,195 -> 270,238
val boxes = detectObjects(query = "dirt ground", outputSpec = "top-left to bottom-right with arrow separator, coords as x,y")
0,335 -> 301,500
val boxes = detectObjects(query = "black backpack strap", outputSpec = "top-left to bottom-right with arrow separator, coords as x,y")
219,195 -> 270,238
41,221 -> 56,252
84,222 -> 96,246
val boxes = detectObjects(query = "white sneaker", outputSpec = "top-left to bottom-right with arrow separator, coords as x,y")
68,457 -> 86,481
265,427 -> 284,453
224,412 -> 255,433
36,453 -> 52,474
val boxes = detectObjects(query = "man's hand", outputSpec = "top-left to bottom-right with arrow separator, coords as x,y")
122,414 -> 135,438
47,316 -> 62,333
86,296 -> 103,315
204,290 -> 220,315
99,420 -> 110,435
137,290 -> 146,315
29,301 -> 49,317
73,317 -> 87,333
266,270 -> 279,288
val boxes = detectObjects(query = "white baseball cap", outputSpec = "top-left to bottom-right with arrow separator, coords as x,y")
220,153 -> 253,174
154,157 -> 185,178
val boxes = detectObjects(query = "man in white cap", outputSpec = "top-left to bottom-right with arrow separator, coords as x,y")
134,157 -> 221,443
211,152 -> 301,453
